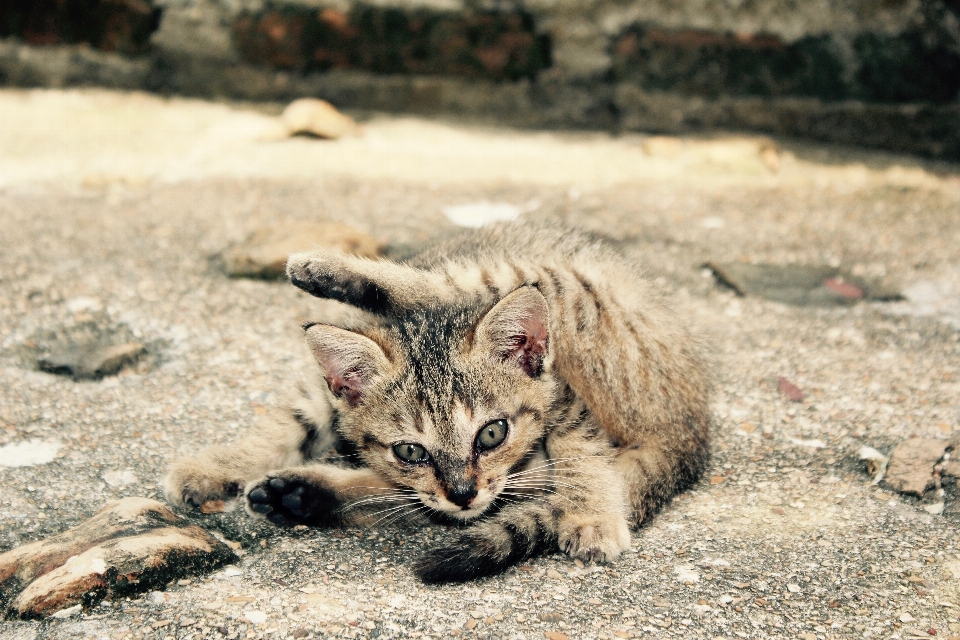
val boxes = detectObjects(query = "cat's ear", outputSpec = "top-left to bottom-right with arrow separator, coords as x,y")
303,323 -> 393,407
474,286 -> 550,377
287,250 -> 451,316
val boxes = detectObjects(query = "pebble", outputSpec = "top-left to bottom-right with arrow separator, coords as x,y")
279,98 -> 358,140
244,610 -> 267,624
0,439 -> 62,468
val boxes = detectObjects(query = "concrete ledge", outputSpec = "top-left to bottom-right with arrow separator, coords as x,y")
3,38 -> 958,161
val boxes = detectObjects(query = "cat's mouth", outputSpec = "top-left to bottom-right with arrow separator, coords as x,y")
424,489 -> 496,521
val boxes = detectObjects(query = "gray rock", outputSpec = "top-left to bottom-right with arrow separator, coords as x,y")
704,262 -> 902,306
37,341 -> 145,380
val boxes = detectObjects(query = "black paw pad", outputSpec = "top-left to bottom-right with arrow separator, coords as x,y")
246,476 -> 340,527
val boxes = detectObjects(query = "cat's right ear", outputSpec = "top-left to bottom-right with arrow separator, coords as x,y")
303,324 -> 393,407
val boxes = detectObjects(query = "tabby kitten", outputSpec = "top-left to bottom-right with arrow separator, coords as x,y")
165,221 -> 710,583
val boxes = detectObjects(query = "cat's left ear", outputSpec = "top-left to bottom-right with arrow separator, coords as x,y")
474,286 -> 550,377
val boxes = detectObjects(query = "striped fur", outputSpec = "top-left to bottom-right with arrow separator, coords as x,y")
165,221 -> 710,582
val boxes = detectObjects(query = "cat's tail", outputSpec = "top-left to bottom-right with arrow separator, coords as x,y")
412,503 -> 557,583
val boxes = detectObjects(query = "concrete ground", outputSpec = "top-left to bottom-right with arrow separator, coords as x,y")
1,88 -> 959,640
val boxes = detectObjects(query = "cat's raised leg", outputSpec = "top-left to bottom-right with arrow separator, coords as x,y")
245,465 -> 420,528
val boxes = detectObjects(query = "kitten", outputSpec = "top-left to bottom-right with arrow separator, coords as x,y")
165,221 -> 711,583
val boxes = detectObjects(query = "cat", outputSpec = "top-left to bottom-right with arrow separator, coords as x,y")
164,221 -> 711,583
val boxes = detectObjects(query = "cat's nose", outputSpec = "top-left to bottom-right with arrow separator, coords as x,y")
447,482 -> 478,508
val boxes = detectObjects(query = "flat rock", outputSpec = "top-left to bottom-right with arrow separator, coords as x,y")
882,438 -> 954,497
281,98 -> 358,140
220,220 -> 384,279
37,341 -> 145,379
704,262 -> 902,306
0,498 -> 237,619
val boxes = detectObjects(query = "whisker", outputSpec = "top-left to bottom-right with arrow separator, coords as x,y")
368,502 -> 423,524
377,504 -> 430,528
505,479 -> 583,491
498,487 -> 579,508
505,459 -> 592,480
342,494 -> 420,511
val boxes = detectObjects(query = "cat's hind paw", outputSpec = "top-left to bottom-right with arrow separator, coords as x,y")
245,474 -> 341,527
558,514 -> 631,563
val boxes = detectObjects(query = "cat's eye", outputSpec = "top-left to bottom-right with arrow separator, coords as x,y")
393,442 -> 430,464
476,419 -> 508,451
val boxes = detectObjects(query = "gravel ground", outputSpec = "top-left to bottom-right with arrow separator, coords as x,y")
1,88 -> 959,640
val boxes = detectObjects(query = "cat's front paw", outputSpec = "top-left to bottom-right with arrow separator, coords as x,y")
164,462 -> 243,510
557,514 -> 631,563
245,474 -> 341,527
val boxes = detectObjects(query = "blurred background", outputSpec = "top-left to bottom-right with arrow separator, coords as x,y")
1,0 -> 958,158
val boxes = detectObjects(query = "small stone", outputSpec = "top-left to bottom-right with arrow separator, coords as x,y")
280,98 -> 358,140
220,220 -> 383,279
362,620 -> 376,630
0,439 -> 62,468
859,446 -> 890,483
642,136 -> 684,159
50,604 -> 82,618
544,633 -> 569,640
718,595 -> 733,604
710,475 -> 726,485
574,559 -> 585,569
464,619 -> 478,629
546,569 -> 563,580
824,277 -> 864,299
777,376 -> 805,403
245,611 -> 267,625
739,422 -> 756,434
901,613 -> 917,623
38,341 -> 145,380
787,583 -> 801,593
884,439 -> 952,496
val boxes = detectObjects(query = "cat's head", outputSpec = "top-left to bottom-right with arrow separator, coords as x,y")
304,286 -> 557,520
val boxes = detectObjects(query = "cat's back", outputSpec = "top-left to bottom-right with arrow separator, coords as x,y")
406,220 -> 617,270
